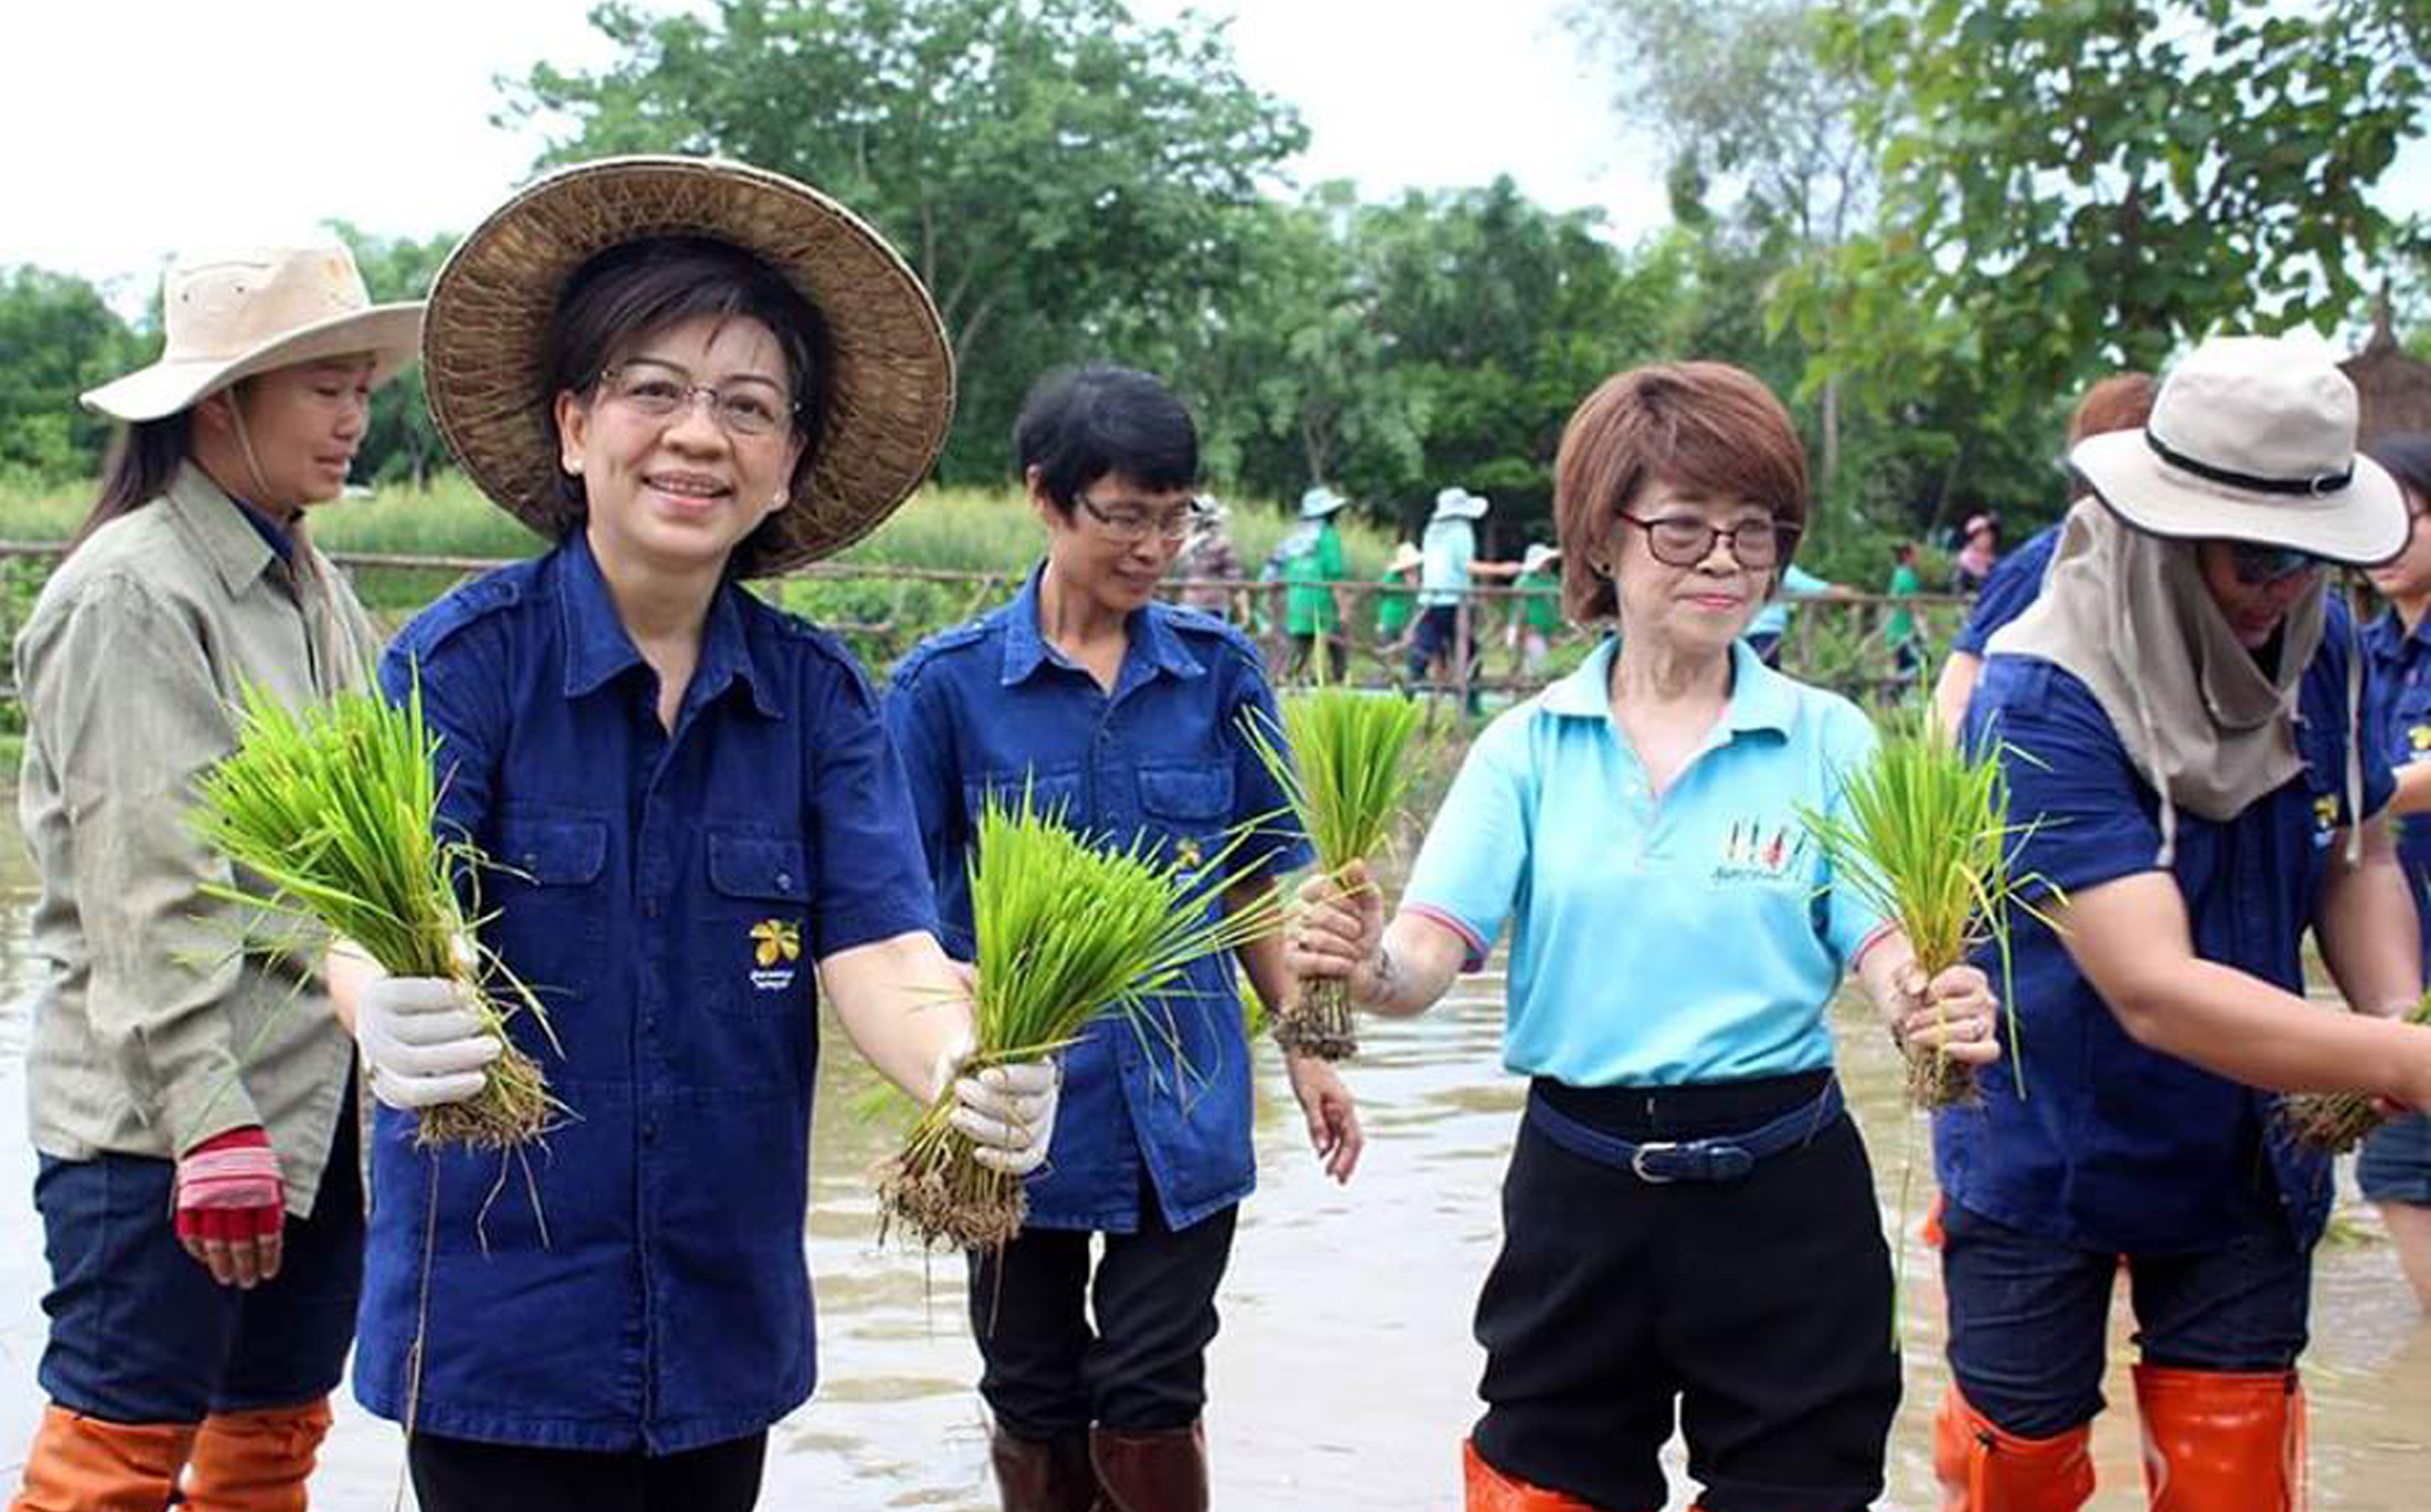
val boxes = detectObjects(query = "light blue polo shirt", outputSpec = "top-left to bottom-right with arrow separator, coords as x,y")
1402,637 -> 1888,1087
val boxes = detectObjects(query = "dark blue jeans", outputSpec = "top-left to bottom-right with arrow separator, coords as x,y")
33,1091 -> 364,1424
1940,1200 -> 2310,1439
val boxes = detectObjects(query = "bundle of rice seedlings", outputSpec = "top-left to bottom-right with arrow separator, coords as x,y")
1798,707 -> 2058,1110
2280,994 -> 2431,1153
878,787 -> 1283,1251
1241,687 -> 1426,1060
190,677 -> 558,1150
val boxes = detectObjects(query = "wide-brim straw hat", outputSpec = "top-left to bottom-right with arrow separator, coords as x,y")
1387,542 -> 1423,573
2071,334 -> 2405,567
1300,485 -> 1349,519
422,155 -> 955,576
82,245 -> 421,421
1520,543 -> 1561,575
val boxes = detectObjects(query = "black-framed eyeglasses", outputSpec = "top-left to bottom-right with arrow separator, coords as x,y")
2227,541 -> 2324,586
596,360 -> 798,439
1076,493 -> 1196,544
1618,512 -> 1800,569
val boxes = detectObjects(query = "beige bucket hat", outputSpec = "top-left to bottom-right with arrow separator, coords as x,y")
2069,334 -> 2406,566
1432,486 -> 1489,520
81,245 -> 421,421
421,155 -> 956,576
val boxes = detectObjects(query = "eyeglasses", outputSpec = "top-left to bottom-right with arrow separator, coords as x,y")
596,360 -> 798,439
1617,512 -> 1799,569
1076,493 -> 1196,545
2227,541 -> 2323,586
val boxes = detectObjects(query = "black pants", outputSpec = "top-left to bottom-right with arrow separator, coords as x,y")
1473,1072 -> 1900,1512
967,1200 -> 1238,1440
406,1430 -> 769,1512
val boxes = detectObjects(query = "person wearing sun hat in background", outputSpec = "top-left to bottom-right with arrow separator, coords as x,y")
1506,542 -> 1561,678
1276,484 -> 1351,680
1932,336 -> 2431,1511
323,157 -> 1060,1512
2358,432 -> 2431,1314
1374,540 -> 1423,661
1407,486 -> 1520,690
7,245 -> 416,1512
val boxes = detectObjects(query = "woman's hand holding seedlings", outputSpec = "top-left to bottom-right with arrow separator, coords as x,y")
1888,962 -> 2001,1066
931,1030 -> 1060,1177
1286,860 -> 1389,1003
357,976 -> 502,1111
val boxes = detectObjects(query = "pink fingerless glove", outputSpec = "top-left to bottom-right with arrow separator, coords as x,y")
174,1127 -> 285,1245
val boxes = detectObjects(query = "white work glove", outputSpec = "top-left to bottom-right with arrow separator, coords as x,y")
358,976 -> 502,1111
949,1059 -> 1060,1177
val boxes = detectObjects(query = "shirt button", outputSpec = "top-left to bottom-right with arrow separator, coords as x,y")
775,872 -> 794,891
643,1122 -> 660,1144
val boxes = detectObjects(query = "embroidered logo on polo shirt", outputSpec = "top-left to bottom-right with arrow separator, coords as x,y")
1712,819 -> 1807,883
2312,793 -> 2342,850
751,918 -> 802,992
2410,723 -> 2431,754
1174,837 -> 1204,872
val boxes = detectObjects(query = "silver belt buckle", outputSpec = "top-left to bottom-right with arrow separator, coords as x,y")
1630,1141 -> 1680,1184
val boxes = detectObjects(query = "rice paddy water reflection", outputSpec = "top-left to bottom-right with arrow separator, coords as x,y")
0,826 -> 2422,1509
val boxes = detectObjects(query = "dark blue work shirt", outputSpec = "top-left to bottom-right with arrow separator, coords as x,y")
884,569 -> 1310,1233
1950,524 -> 2057,657
1936,632 -> 2391,1254
2364,608 -> 2431,967
353,538 -> 937,1453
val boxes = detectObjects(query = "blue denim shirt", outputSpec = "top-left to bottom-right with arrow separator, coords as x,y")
2364,608 -> 2431,968
353,538 -> 937,1453
1936,630 -> 2391,1254
884,569 -> 1310,1233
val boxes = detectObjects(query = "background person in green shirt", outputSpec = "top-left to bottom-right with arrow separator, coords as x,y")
1744,561 -> 1848,669
1507,543 -> 1562,678
1277,484 -> 1350,680
1885,540 -> 1926,678
1374,540 -> 1421,659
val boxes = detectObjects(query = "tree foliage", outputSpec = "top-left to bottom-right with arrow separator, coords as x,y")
1796,0 -> 2430,419
0,267 -> 142,484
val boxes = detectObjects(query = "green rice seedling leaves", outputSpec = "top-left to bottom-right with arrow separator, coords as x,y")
1240,687 -> 1426,1059
2280,992 -> 2431,1154
878,784 -> 1284,1251
189,671 -> 559,1150
1797,705 -> 2062,1111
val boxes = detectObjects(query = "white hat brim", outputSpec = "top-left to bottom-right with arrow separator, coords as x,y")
2070,426 -> 2409,567
80,304 -> 423,422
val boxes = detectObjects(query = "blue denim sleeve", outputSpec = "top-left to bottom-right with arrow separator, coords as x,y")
1969,659 -> 2162,897
1952,531 -> 2055,657
879,656 -> 973,959
807,655 -> 942,960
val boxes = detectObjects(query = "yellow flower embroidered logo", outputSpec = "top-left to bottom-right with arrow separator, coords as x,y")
2410,723 -> 2431,754
2313,793 -> 2342,844
1174,837 -> 1204,871
751,919 -> 802,968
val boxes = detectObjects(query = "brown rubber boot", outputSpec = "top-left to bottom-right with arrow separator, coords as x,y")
9,1403 -> 197,1512
1932,1382 -> 2097,1512
989,1424 -> 1097,1512
2132,1365 -> 2304,1512
180,1397 -> 332,1512
1090,1421 -> 1206,1512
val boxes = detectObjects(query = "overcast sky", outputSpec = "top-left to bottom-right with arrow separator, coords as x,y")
7,0 -> 1665,310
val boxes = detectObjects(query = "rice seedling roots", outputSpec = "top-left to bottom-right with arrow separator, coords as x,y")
2278,1091 -> 2390,1155
1906,1048 -> 1981,1111
878,1116 -> 1028,1251
1273,976 -> 1358,1060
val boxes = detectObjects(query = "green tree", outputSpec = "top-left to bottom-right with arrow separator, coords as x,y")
507,0 -> 1306,480
1800,0 -> 2430,421
0,267 -> 142,484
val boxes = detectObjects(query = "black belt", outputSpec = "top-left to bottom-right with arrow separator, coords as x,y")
1524,1077 -> 1844,1184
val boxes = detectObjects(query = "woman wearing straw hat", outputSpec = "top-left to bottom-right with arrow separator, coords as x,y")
9,245 -> 415,1512
325,157 -> 1060,1512
1930,337 -> 2431,1511
1289,361 -> 2001,1512
884,362 -> 1361,1512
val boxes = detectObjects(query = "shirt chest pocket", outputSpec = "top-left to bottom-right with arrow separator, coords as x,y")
486,814 -> 611,1001
705,831 -> 814,1017
1136,763 -> 1236,877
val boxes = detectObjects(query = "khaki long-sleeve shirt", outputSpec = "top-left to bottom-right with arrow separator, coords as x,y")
16,462 -> 383,1215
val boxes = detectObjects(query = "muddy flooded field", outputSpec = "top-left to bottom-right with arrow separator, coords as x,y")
0,820 -> 2423,1509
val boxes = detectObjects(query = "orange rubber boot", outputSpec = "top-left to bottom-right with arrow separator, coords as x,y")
1932,1384 -> 2096,1512
1462,1438 -> 1635,1511
8,1403 -> 197,1512
179,1397 -> 331,1512
2132,1365 -> 2304,1512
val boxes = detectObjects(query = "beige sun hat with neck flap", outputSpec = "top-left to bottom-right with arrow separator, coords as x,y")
421,155 -> 956,577
81,245 -> 421,421
2067,333 -> 2405,565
